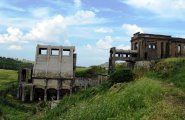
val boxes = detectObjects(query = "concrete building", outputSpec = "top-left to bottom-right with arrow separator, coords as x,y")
109,32 -> 185,73
17,45 -> 76,101
131,32 -> 185,60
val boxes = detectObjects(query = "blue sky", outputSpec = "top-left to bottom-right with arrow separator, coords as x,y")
1,0 -> 185,66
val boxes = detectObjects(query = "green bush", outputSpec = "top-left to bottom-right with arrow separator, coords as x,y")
76,66 -> 106,78
110,68 -> 134,84
154,58 -> 185,77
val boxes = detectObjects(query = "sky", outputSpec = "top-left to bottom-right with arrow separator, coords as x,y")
1,0 -> 185,66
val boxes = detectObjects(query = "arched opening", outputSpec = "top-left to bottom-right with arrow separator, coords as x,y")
34,88 -> 45,101
47,88 -> 57,100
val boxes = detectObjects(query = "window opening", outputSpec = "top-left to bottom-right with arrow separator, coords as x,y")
63,49 -> 70,56
148,44 -> 152,49
178,45 -> 181,54
51,49 -> 59,55
153,45 -> 156,49
39,48 -> 47,55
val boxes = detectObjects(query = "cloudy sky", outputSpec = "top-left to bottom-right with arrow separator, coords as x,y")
1,0 -> 185,66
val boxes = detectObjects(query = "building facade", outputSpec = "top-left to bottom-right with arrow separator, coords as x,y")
131,32 -> 185,60
17,45 -> 76,101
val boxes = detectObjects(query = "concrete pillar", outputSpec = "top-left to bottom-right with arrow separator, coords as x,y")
30,86 -> 33,101
70,87 -> 72,94
21,85 -> 25,102
17,86 -> 20,99
57,89 -> 60,100
126,54 -> 128,57
44,88 -> 47,101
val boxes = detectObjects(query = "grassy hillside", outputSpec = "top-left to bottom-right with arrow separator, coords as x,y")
0,69 -> 36,120
0,69 -> 17,90
39,57 -> 185,120
1,58 -> 185,120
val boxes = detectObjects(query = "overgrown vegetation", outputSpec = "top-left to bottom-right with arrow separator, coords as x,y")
37,57 -> 185,120
0,69 -> 37,120
109,68 -> 134,84
153,57 -> 185,91
0,56 -> 33,70
1,57 -> 185,120
76,66 -> 107,78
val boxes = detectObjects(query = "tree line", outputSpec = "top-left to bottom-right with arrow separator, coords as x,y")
0,56 -> 33,70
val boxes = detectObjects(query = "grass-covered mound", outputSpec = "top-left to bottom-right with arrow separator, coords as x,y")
0,69 -> 36,120
1,57 -> 185,120
40,57 -> 185,120
41,78 -> 185,120
154,57 -> 185,91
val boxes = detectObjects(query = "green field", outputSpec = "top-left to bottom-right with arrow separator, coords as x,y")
0,69 -> 37,120
0,69 -> 17,90
40,58 -> 185,120
76,67 -> 90,72
1,58 -> 185,120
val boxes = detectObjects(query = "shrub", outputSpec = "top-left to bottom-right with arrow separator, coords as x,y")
110,68 -> 134,84
76,66 -> 106,78
154,58 -> 185,77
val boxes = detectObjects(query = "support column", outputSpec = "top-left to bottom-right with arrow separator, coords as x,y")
21,85 -> 25,102
69,86 -> 72,95
44,79 -> 48,101
30,86 -> 33,101
57,89 -> 60,100
44,88 -> 47,101
17,86 -> 20,99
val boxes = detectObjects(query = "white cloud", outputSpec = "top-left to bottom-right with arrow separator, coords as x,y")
96,36 -> 113,50
24,15 -> 66,42
123,0 -> 185,18
116,45 -> 130,50
0,10 -> 99,44
74,0 -> 81,8
0,27 -> 24,43
8,45 -> 22,50
122,24 -> 144,36
65,10 -> 96,25
31,7 -> 50,18
94,28 -> 113,33
86,44 -> 92,49
64,40 -> 71,46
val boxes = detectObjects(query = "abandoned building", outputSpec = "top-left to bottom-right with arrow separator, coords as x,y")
109,32 -> 185,73
17,45 -> 76,101
131,32 -> 185,60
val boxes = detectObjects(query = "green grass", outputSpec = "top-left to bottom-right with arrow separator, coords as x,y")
154,57 -> 185,91
76,67 -> 90,72
0,69 -> 37,120
0,69 -> 17,90
39,58 -> 185,120
1,57 -> 185,120
41,77 -> 185,120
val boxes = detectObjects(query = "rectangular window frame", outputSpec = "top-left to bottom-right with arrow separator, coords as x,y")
51,48 -> 60,56
39,48 -> 47,55
62,49 -> 71,56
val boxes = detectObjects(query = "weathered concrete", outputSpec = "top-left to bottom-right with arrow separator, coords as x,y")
131,32 -> 185,60
17,45 -> 76,101
108,47 -> 137,73
109,32 -> 185,73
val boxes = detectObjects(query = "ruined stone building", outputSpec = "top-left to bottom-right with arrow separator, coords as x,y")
17,45 -> 76,101
131,32 -> 185,60
109,32 -> 185,73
